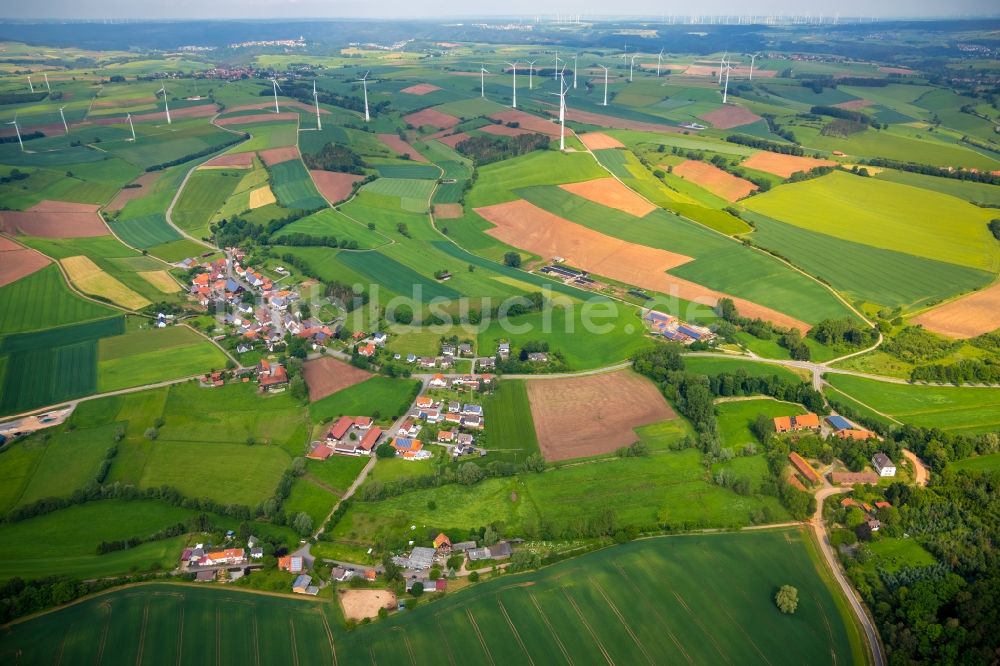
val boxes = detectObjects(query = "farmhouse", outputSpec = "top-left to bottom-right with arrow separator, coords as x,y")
203,548 -> 246,566
257,359 -> 289,392
451,540 -> 477,553
306,441 -> 335,460
358,342 -> 376,357
429,374 -> 448,388
395,546 -> 436,570
788,452 -> 821,485
292,574 -> 319,595
774,413 -> 820,433
872,453 -> 897,477
433,533 -> 451,551
467,541 -> 513,561
278,555 -> 303,573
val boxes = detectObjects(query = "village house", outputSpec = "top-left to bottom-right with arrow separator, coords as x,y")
415,395 -> 435,410
527,352 -> 548,363
437,430 -> 455,443
203,548 -> 246,566
773,413 -> 821,433
460,415 -> 483,429
392,438 -> 430,460
373,331 -> 388,346
788,452 -> 821,485
357,342 -> 376,357
398,419 -> 420,438
441,344 -> 456,357
406,354 -> 417,364
476,357 -> 495,371
447,401 -> 461,414
461,404 -> 483,417
458,343 -> 473,357
433,533 -> 451,552
278,555 -> 303,573
467,541 -> 513,562
292,574 -> 319,595
428,374 -> 448,388
257,359 -> 288,392
420,357 -> 438,369
497,342 -> 510,359
872,453 -> 897,477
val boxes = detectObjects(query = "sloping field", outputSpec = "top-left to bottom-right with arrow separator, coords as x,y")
744,171 -> 999,271
673,159 -> 758,201
527,370 -> 676,461
199,151 -> 255,168
438,131 -> 470,147
248,185 -> 277,208
377,133 -> 429,162
489,109 -> 560,136
403,108 -> 460,129
215,112 -> 299,126
258,145 -> 300,166
911,280 -> 1000,338
104,172 -> 163,212
700,104 -> 763,129
578,131 -> 625,149
560,177 -> 656,216
400,83 -> 441,95
741,151 -> 838,177
107,213 -> 182,249
172,169 -> 243,238
269,159 -> 327,211
0,266 -> 116,335
363,177 -> 435,211
60,255 -> 150,310
0,236 -> 50,287
309,170 -> 363,203
137,270 -> 181,293
565,108 -> 685,133
0,200 -> 108,238
302,356 -> 373,402
478,124 -> 537,137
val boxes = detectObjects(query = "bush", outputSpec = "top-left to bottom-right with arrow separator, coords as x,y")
410,581 -> 424,597
775,585 -> 799,614
503,252 -> 522,268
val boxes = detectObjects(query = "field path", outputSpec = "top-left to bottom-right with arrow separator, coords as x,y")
902,449 -> 929,486
311,455 -> 377,539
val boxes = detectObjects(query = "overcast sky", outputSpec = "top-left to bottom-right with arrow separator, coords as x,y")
2,0 -> 997,20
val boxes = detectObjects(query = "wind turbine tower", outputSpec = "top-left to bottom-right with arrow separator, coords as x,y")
657,48 -> 664,77
479,64 -> 489,98
7,119 -> 23,152
599,65 -> 609,106
718,52 -> 727,82
553,53 -> 562,80
551,74 -> 569,151
748,53 -> 760,81
43,73 -> 50,91
526,60 -> 536,89
270,78 -> 282,113
722,60 -> 734,104
313,80 -> 322,130
126,113 -> 136,141
359,72 -> 371,122
158,85 -> 171,125
573,54 -> 578,89
27,76 -> 33,93
629,55 -> 637,82
504,62 -> 518,108
58,106 -> 68,133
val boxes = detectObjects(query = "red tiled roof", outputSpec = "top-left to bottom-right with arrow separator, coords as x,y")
329,415 -> 354,440
789,452 -> 821,484
359,426 -> 382,451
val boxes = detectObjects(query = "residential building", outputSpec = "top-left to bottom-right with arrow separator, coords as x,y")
458,343 -> 473,356
293,574 -> 318,595
429,374 -> 448,388
433,533 -> 451,550
203,548 -> 246,566
257,359 -> 288,391
438,430 -> 455,443
398,419 -> 420,438
359,426 -> 383,453
773,413 -> 821,433
872,453 -> 897,477
527,352 -> 548,363
278,555 -> 303,573
328,416 -> 355,442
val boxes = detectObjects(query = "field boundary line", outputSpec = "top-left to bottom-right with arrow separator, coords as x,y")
561,588 -> 615,665
593,581 -> 655,665
135,598 -> 150,666
668,590 -> 727,664
394,627 -> 417,666
497,597 -> 536,666
612,563 -> 698,665
465,607 -> 496,666
527,592 -> 574,665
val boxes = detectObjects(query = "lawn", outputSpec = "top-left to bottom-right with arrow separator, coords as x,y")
744,171 -> 1000,272
0,530 -> 865,665
306,455 -> 370,496
309,376 -> 421,425
269,159 -> 327,211
483,380 -> 541,463
863,537 -> 936,574
825,374 -> 1000,434
0,265 -> 116,336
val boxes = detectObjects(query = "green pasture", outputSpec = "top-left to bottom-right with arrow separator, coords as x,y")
372,163 -> 440,179
102,122 -> 238,171
97,326 -> 228,392
862,537 -> 937,575
273,208 -> 387,248
683,355 -> 809,384
172,168 -> 244,239
950,452 -> 1000,473
825,374 -> 1000,434
309,376 -> 421,425
306,455 -> 371,496
466,149 -> 606,206
226,122 -> 298,151
363,177 -> 436,212
269,158 -> 327,211
0,265 -> 116,336
108,213 -> 184,249
283,476 -> 337,528
744,171 -> 1000,272
483,380 -> 540,463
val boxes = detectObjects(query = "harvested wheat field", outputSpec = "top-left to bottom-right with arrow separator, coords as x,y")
911,282 -> 1000,339
673,160 -> 758,202
476,199 -> 810,331
434,203 -> 463,219
60,256 -> 150,310
249,186 -> 277,209
437,132 -> 470,148
0,201 -> 108,238
302,356 -> 373,402
489,110 -> 560,136
0,236 -> 50,287
105,172 -> 162,212
400,83 -> 442,95
257,146 -> 300,166
200,152 -> 255,169
560,177 -> 656,217
215,112 -> 299,126
833,99 -> 874,110
377,133 -> 429,162
527,370 -> 676,461
138,270 -> 181,293
478,124 -> 536,138
309,170 -> 364,203
578,132 -> 624,150
699,105 -> 763,130
741,151 -> 838,178
339,589 -> 397,621
404,108 -> 460,130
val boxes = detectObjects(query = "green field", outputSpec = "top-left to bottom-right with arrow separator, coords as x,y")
97,325 -> 229,392
310,376 -> 421,425
273,208 -> 387,248
172,168 -> 244,239
745,171 -> 1000,272
682,355 -> 809,384
363,177 -> 436,212
0,265 -> 116,336
951,452 -> 1000,473
876,169 -> 1000,207
109,213 -> 184,249
0,529 -> 864,665
483,380 -> 540,463
283,476 -> 338,528
826,374 -> 1000,434
269,159 -> 327,211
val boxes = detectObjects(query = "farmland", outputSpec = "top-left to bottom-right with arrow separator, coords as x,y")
0,530 -> 862,664
0,265 -> 116,335
269,158 -> 328,211
310,376 -> 422,425
172,168 -> 244,239
482,380 -> 541,463
96,325 -> 229,391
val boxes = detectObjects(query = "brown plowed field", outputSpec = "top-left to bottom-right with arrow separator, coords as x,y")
215,112 -> 299,126
302,356 -> 373,402
309,171 -> 364,203
434,203 -> 463,219
878,66 -> 915,75
684,64 -> 775,78
560,177 -> 656,216
526,370 -> 677,461
377,133 -> 429,162
105,172 -> 163,212
89,104 -> 218,124
437,132 -> 470,148
400,83 -> 442,95
476,199 -> 810,331
741,151 -> 838,178
489,110 -> 560,136
564,108 -> 685,134
578,132 -> 624,150
403,108 -> 460,130
479,124 -> 537,138
673,160 -> 758,202
0,236 -> 50,287
699,105 -> 762,130
258,146 -> 300,166
200,152 -> 255,169
911,281 -> 1000,339
0,201 -> 108,238
833,99 -> 874,110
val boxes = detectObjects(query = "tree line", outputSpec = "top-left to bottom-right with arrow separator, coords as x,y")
456,133 -> 550,165
146,133 -> 248,172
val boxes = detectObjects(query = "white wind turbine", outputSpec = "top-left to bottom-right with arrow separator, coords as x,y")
656,48 -> 664,77
551,71 -> 569,151
722,59 -> 735,104
629,55 -> 637,82
7,117 -> 23,152
269,77 -> 282,113
312,80 -> 322,130
358,71 -> 371,122
599,65 -> 609,106
479,63 -> 489,98
748,52 -> 761,81
58,106 -> 68,133
126,112 -> 136,141
526,60 -> 536,89
158,85 -> 171,125
26,76 -> 33,93
504,61 -> 518,108
553,53 -> 562,80
43,72 -> 50,91
572,53 -> 578,89
718,52 -> 728,83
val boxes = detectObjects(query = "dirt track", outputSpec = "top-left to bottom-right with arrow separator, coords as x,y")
527,369 -> 677,461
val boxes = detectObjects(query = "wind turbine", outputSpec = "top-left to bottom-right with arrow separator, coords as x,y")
504,61 -> 518,108
718,52 -> 728,83
126,113 -> 136,141
629,55 -> 637,82
599,65 -> 609,106
7,118 -> 23,152
572,54 -> 578,89
748,52 -> 761,81
551,72 -> 569,151
58,106 -> 68,133
656,48 -> 664,77
358,71 -> 370,122
312,80 -> 322,130
479,63 -> 489,98
269,77 -> 282,114
553,53 -> 562,80
722,60 -> 734,104
158,85 -> 171,125
43,72 -> 50,91
27,76 -> 34,93
526,60 -> 536,89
